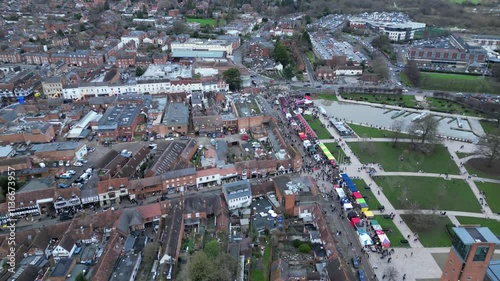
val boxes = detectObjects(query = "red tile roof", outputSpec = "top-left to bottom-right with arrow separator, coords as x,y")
136,203 -> 161,221
96,178 -> 129,194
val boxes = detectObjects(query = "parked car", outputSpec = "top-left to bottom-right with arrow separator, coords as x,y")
58,160 -> 64,167
88,147 -> 95,153
66,161 -> 71,167
67,170 -> 76,175
78,159 -> 88,164
358,270 -> 365,281
58,183 -> 69,189
165,137 -> 174,141
73,162 -> 83,167
59,173 -> 72,179
351,257 -> 359,269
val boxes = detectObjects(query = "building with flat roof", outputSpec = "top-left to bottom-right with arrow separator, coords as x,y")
109,252 -> 141,281
97,104 -> 143,140
486,260 -> 500,281
442,227 -> 500,281
408,35 -> 487,69
223,180 -> 252,210
160,102 -> 189,136
170,38 -> 233,58
30,141 -> 87,162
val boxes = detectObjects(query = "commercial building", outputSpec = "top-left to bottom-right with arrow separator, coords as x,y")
30,142 -> 87,162
159,102 -> 189,137
223,180 -> 252,210
170,38 -> 234,58
408,35 -> 487,68
96,104 -> 144,141
349,18 -> 425,42
441,227 -> 500,281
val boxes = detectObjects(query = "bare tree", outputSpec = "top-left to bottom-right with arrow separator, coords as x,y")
391,119 -> 406,148
385,266 -> 399,281
476,133 -> 500,167
397,187 -> 409,206
403,60 -> 421,86
372,55 -> 389,82
407,116 -> 440,151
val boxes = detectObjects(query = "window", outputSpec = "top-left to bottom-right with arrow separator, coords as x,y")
473,246 -> 489,261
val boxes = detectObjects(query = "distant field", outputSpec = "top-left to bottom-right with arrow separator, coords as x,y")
402,72 -> 496,94
450,0 -> 481,4
186,17 -> 216,26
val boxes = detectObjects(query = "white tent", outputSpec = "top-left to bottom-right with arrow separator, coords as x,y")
343,203 -> 353,211
335,188 -> 346,199
358,233 -> 373,246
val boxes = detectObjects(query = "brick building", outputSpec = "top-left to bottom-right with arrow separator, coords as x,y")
442,227 -> 500,281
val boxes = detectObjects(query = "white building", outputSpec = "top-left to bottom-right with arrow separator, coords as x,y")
62,80 -> 228,100
171,38 -> 234,56
223,180 -> 252,210
51,235 -> 76,260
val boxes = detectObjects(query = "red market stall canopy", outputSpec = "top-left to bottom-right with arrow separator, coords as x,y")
296,114 -> 317,139
353,192 -> 363,199
350,217 -> 361,227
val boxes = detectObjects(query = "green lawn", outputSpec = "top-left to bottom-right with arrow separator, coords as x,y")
324,143 -> 350,164
373,215 -> 406,247
348,123 -> 412,138
374,176 -> 482,212
426,97 -> 481,117
474,182 -> 500,213
251,245 -> 271,281
455,152 -> 477,159
404,72 -> 496,94
464,158 -> 500,180
341,94 -> 418,108
351,179 -> 382,208
303,115 -> 332,139
455,216 -> 500,236
186,17 -> 217,26
480,120 -> 500,136
450,0 -> 480,4
307,51 -> 316,64
315,93 -> 338,101
349,142 -> 460,174
401,214 -> 453,247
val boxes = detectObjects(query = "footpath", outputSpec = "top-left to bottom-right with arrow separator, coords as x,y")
311,100 -> 499,281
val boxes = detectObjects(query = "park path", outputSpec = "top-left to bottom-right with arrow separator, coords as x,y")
308,102 -> 500,280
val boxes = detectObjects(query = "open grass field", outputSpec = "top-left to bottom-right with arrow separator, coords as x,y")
465,158 -> 500,180
401,214 -> 453,247
455,152 -> 477,159
474,182 -> 500,213
455,217 -> 500,236
303,115 -> 332,139
480,120 -> 500,136
450,0 -> 481,4
352,179 -> 382,208
349,142 -> 460,174
348,123 -> 412,139
374,176 -> 482,212
341,94 -> 418,108
186,17 -> 217,26
315,93 -> 338,101
426,97 -> 482,117
413,72 -> 496,94
324,143 -> 350,164
373,215 -> 407,247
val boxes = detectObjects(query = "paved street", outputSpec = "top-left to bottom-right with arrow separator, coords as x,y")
305,103 -> 500,280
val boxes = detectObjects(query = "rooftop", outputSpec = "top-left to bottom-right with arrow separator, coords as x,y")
109,252 -> 141,281
162,102 -> 189,127
139,63 -> 192,80
223,180 -> 251,200
453,227 -> 500,244
99,104 -> 141,127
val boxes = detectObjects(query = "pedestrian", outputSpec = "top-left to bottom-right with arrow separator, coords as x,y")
383,274 -> 386,279
404,254 -> 407,258
378,190 -> 380,195
411,252 -> 413,257
407,235 -> 410,239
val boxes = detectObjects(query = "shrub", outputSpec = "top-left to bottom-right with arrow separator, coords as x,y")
292,239 -> 302,248
298,244 -> 311,253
